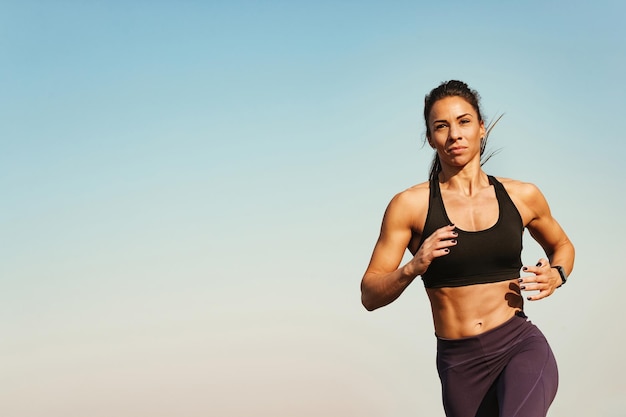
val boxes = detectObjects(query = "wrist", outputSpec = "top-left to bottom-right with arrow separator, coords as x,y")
401,262 -> 422,281
551,265 -> 567,287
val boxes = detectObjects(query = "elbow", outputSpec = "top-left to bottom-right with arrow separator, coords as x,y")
360,287 -> 381,311
361,296 -> 377,312
360,274 -> 388,311
360,279 -> 376,311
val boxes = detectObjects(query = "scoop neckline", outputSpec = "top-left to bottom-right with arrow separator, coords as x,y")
436,176 -> 501,234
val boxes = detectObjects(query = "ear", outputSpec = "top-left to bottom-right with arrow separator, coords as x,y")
479,120 -> 486,138
426,135 -> 435,149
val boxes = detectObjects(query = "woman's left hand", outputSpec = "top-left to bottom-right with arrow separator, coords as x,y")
518,258 -> 562,301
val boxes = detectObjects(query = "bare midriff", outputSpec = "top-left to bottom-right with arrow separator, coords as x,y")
426,279 -> 524,339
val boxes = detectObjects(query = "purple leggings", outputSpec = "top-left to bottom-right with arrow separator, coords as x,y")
436,312 -> 558,417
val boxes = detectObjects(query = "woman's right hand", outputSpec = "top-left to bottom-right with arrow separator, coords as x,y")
406,224 -> 458,277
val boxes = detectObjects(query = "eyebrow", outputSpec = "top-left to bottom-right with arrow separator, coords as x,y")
432,113 -> 473,124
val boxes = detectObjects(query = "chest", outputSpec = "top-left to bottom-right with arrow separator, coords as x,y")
440,187 -> 499,232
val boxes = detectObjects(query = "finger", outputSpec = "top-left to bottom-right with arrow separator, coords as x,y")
518,273 -> 540,284
431,225 -> 458,241
436,237 -> 457,248
432,242 -> 457,258
520,282 -> 543,292
518,272 -> 537,285
424,231 -> 457,249
527,289 -> 552,301
522,265 -> 540,275
438,224 -> 456,232
433,248 -> 452,257
526,281 -> 557,300
422,225 -> 458,260
523,258 -> 548,275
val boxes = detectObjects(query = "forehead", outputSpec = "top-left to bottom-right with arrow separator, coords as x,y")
429,96 -> 477,121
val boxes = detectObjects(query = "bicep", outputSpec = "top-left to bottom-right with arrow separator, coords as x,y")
524,186 -> 570,255
528,216 -> 569,257
365,197 -> 415,275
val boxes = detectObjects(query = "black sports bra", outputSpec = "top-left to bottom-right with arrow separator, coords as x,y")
419,176 -> 523,288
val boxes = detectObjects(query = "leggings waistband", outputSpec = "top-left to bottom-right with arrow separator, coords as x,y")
436,311 -> 530,351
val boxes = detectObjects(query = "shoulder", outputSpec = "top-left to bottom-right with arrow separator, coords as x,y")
382,181 -> 431,227
388,181 -> 430,212
495,176 -> 550,224
495,176 -> 543,200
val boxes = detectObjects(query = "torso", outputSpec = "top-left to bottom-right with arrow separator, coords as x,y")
405,175 -> 528,339
426,281 -> 523,338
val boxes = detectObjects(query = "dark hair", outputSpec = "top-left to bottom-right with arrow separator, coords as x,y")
423,80 -> 501,181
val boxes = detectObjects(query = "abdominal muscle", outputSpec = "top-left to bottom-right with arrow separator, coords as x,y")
426,279 -> 524,339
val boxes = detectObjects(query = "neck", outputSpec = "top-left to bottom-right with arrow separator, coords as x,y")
438,166 -> 490,196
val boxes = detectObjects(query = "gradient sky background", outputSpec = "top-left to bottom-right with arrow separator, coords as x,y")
2,1 -> 625,416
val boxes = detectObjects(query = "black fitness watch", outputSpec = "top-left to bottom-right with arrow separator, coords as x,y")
552,265 -> 567,287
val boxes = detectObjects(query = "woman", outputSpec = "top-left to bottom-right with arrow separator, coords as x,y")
360,80 -> 575,417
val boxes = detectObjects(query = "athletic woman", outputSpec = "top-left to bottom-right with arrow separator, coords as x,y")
360,80 -> 575,417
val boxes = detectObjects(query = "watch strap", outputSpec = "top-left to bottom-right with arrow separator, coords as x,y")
552,265 -> 567,287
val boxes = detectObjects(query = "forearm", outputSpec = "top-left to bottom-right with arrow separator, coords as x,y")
548,239 -> 575,276
361,263 -> 419,311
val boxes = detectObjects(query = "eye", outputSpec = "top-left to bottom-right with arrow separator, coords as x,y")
435,123 -> 447,130
460,119 -> 470,125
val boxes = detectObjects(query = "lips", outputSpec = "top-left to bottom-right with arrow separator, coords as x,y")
447,146 -> 467,154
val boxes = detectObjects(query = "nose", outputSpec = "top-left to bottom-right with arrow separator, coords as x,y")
448,123 -> 462,141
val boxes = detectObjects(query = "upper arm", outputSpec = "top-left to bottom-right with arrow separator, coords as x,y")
364,191 -> 424,276
511,181 -> 573,259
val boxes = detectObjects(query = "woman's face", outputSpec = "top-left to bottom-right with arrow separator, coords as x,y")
427,96 -> 485,168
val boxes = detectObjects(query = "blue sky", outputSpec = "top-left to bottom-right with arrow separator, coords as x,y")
2,1 -> 625,416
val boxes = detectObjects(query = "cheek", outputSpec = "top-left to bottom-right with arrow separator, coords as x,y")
431,132 -> 448,146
